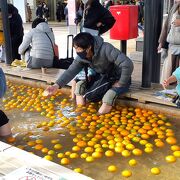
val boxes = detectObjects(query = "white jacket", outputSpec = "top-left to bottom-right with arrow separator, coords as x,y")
19,22 -> 55,60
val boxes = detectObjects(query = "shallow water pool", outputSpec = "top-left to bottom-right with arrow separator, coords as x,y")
0,81 -> 180,180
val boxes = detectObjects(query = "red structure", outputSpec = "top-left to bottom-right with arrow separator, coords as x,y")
110,5 -> 138,40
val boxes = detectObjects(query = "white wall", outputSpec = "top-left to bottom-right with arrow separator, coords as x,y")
13,0 -> 27,23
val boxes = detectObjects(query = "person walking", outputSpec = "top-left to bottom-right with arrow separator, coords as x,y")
45,33 -> 133,115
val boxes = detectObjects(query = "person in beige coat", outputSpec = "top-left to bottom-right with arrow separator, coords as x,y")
158,0 -> 180,83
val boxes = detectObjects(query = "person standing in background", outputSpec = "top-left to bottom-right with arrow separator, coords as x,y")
56,1 -> 64,22
8,4 -> 24,61
42,2 -> 49,21
26,3 -> 32,22
64,4 -> 68,26
75,0 -> 116,35
158,0 -> 180,83
36,2 -> 43,18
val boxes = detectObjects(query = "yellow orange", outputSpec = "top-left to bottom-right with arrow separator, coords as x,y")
74,168 -> 83,173
86,156 -> 94,162
61,158 -> 70,165
165,155 -> 176,163
121,170 -> 132,177
105,150 -> 114,157
166,137 -> 177,145
132,148 -> 143,156
128,159 -> 137,166
171,145 -> 180,151
108,165 -> 117,172
151,167 -> 161,175
173,151 -> 180,158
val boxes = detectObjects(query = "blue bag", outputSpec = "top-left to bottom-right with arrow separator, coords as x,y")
0,68 -> 6,98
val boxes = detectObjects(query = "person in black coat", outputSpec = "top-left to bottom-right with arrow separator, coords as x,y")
8,4 -> 24,61
42,2 -> 49,21
36,2 -> 43,18
137,0 -> 144,26
75,0 -> 115,35
56,1 -> 64,22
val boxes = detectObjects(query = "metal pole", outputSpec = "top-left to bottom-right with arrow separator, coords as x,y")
151,0 -> 164,83
0,0 -> 13,65
141,0 -> 164,88
120,40 -> 127,55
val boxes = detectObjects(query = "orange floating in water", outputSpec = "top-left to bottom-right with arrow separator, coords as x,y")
166,137 -> 177,145
60,158 -> 70,165
6,136 -> 16,143
34,144 -> 44,150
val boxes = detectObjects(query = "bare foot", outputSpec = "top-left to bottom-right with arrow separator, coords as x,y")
0,123 -> 12,137
98,103 -> 112,115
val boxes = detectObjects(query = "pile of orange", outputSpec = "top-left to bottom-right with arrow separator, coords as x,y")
2,81 -> 180,179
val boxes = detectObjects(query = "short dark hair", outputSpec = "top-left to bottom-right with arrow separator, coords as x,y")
32,17 -> 45,28
73,32 -> 94,49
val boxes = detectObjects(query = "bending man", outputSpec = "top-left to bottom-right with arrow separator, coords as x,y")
45,33 -> 133,114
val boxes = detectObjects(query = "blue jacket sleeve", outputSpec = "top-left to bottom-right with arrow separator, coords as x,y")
0,68 -> 6,98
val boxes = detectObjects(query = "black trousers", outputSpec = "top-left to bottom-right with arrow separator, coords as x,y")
0,110 -> 9,127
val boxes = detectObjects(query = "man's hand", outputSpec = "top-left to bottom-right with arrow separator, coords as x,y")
172,19 -> 180,27
157,43 -> 162,53
43,84 -> 59,96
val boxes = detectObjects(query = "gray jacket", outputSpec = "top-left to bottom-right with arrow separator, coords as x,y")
18,22 -> 55,60
159,3 -> 180,47
56,36 -> 133,87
